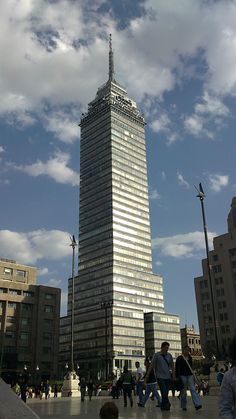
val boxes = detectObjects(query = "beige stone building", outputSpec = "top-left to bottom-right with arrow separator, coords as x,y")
0,258 -> 61,383
180,325 -> 202,359
194,197 -> 236,357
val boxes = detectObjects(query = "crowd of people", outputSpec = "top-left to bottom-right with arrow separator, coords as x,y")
11,379 -> 60,401
9,336 -> 236,417
103,341 -> 203,412
101,336 -> 236,417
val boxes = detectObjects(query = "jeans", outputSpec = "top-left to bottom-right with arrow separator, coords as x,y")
157,378 -> 171,410
136,381 -> 144,403
180,375 -> 202,409
142,382 -> 161,406
111,385 -> 119,399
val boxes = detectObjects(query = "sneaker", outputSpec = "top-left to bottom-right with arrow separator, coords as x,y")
195,405 -> 202,411
156,404 -> 160,407
182,408 -> 187,411
138,403 -> 144,407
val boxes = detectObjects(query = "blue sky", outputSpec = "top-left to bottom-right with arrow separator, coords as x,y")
1,0 -> 236,330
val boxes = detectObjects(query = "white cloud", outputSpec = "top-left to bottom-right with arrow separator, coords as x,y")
177,172 -> 190,189
43,108 -> 80,143
143,0 -> 236,96
195,91 -> 230,117
37,267 -> 49,276
0,0 -> 109,129
155,261 -> 162,267
0,229 -> 72,264
209,174 -> 229,192
184,115 -> 204,136
184,91 -> 230,137
60,291 -> 68,315
150,189 -> 160,200
151,113 -> 179,145
11,150 -> 79,186
0,146 -> 5,153
161,171 -> 166,181
0,0 -> 236,139
0,179 -> 10,185
166,132 -> 179,145
48,278 -> 62,287
152,231 -> 216,258
151,114 -> 171,133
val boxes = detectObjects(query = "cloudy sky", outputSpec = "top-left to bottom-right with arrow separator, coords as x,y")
1,0 -> 236,329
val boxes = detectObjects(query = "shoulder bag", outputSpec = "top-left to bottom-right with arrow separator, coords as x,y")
182,356 -> 202,387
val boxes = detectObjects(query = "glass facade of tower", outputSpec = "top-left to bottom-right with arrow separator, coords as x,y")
62,49 -> 181,377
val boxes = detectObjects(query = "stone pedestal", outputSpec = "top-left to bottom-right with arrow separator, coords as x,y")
61,371 -> 80,397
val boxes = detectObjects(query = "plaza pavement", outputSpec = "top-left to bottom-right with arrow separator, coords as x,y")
28,394 -> 220,419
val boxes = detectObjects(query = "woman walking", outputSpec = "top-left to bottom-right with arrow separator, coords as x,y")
175,346 -> 202,411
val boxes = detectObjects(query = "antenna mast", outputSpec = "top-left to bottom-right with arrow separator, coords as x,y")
109,34 -> 114,81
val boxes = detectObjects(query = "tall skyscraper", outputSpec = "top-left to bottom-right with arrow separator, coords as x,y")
195,197 -> 236,357
62,36 -> 181,377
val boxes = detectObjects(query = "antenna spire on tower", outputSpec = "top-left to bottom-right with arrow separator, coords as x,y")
109,33 -> 114,81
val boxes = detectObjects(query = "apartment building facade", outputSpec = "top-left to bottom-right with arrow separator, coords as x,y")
0,258 -> 61,382
195,197 -> 236,357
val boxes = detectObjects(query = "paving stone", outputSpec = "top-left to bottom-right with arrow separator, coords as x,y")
28,394 -> 219,418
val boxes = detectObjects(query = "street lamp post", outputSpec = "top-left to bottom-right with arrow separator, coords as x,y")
101,301 -> 113,380
70,235 -> 77,373
196,183 -> 220,358
61,236 -> 80,397
35,364 -> 39,387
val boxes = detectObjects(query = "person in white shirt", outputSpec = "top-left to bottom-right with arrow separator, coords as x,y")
135,361 -> 144,405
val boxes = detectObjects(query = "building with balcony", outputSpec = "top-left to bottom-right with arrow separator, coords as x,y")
180,325 -> 202,359
0,258 -> 60,382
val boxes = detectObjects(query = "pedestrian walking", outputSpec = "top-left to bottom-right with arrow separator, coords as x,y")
145,341 -> 174,411
79,377 -> 86,402
96,382 -> 102,396
87,378 -> 94,401
20,379 -> 27,403
12,381 -> 20,396
39,381 -> 44,400
54,383 -> 58,397
219,336 -> 236,418
119,365 -> 134,407
111,374 -> 119,399
138,357 -> 161,408
135,361 -> 144,405
44,380 -> 50,399
175,346 -> 202,411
